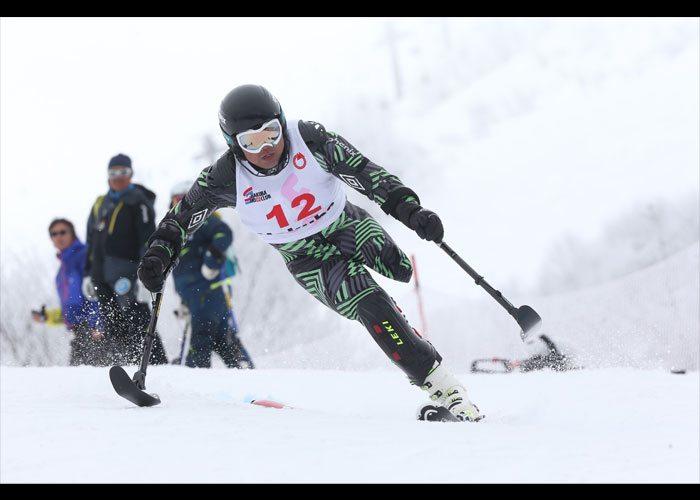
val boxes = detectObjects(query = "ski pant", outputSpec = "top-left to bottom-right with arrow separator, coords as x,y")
182,288 -> 250,368
273,201 -> 441,385
93,281 -> 168,365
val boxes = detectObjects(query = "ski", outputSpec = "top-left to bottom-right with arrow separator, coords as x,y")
250,399 -> 293,409
251,398 -> 463,422
416,403 -> 460,422
471,358 -> 514,374
471,334 -> 583,374
109,366 -> 161,407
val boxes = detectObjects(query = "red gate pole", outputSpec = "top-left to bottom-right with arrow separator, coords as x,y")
410,254 -> 429,340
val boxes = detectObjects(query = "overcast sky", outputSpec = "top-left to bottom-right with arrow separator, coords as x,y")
1,17 -> 391,245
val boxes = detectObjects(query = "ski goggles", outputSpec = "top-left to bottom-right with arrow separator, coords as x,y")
108,167 -> 133,178
235,118 -> 283,154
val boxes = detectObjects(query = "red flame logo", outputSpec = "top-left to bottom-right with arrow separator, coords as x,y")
293,153 -> 307,169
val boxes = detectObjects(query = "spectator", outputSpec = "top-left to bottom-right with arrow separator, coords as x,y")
31,218 -> 105,365
83,154 -> 168,365
169,181 -> 254,368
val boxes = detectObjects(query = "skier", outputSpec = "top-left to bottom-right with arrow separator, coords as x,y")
31,218 -> 105,365
84,154 -> 168,365
138,84 -> 483,422
169,181 -> 254,368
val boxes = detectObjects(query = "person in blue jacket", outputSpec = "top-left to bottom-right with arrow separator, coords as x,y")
169,181 -> 253,368
32,218 -> 105,365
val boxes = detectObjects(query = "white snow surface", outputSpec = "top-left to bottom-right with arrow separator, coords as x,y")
1,365 -> 698,484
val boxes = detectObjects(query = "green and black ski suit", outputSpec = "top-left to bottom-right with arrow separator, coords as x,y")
146,119 -> 441,384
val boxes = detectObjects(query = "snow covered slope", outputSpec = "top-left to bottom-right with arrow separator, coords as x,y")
1,366 -> 698,483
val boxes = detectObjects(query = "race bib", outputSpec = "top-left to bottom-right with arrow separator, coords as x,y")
236,119 -> 345,243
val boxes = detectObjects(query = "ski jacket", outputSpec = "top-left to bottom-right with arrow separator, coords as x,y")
85,183 -> 156,285
55,238 -> 101,330
146,119 -> 420,264
172,212 -> 233,301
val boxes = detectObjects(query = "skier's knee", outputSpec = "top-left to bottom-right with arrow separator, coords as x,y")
379,248 -> 413,283
356,289 -> 440,384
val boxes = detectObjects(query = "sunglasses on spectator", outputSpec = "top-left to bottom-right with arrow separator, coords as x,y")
50,230 -> 69,237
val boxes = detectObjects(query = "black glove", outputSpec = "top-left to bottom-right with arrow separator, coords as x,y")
395,202 -> 444,243
137,246 -> 172,293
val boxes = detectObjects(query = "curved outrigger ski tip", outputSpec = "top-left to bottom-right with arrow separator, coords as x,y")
515,305 -> 542,341
109,366 -> 161,407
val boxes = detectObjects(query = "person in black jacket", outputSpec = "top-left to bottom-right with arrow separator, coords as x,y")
84,153 -> 168,365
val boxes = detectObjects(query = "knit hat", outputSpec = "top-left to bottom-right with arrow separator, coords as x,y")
108,153 -> 132,170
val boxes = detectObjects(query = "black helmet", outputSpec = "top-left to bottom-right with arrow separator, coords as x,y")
218,84 -> 287,149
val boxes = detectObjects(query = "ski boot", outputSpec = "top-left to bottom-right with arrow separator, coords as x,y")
417,363 -> 484,422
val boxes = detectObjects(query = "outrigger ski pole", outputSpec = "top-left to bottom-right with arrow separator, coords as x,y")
109,291 -> 164,407
437,241 -> 542,341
